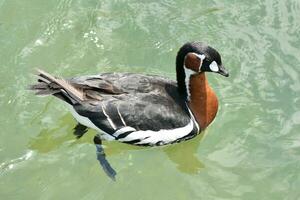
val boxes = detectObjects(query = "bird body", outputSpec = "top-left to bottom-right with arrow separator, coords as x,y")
31,42 -> 228,147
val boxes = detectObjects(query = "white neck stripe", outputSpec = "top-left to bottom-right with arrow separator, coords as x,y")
183,67 -> 195,101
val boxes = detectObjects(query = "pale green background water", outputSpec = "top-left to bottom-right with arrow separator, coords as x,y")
1,0 -> 300,199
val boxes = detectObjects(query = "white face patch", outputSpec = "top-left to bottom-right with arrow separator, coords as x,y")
209,61 -> 219,72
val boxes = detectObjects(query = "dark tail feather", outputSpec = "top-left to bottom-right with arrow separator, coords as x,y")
30,69 -> 85,105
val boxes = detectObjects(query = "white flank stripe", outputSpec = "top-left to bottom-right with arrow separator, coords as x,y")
119,105 -> 200,145
113,126 -> 136,137
118,106 -> 199,145
118,119 -> 194,145
117,107 -> 127,126
101,104 -> 117,130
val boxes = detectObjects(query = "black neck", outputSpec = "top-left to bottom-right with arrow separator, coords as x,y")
176,42 -> 201,99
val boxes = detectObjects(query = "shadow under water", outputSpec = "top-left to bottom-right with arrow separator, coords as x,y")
29,114 -> 79,153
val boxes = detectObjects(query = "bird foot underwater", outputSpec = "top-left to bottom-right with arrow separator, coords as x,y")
73,124 -> 116,180
73,123 -> 88,139
94,134 -> 117,181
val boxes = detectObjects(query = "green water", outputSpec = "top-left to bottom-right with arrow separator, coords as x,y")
1,0 -> 300,199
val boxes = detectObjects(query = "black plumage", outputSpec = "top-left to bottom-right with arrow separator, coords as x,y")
71,73 -> 193,132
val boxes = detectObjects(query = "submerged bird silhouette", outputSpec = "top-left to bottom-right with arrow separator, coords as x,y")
30,42 -> 229,180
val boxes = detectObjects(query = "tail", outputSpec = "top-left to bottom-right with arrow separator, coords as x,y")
29,69 -> 84,105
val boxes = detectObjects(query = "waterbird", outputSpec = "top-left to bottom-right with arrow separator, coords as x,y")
30,42 -> 229,180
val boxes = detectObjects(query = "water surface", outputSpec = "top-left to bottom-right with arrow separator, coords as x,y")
1,0 -> 300,199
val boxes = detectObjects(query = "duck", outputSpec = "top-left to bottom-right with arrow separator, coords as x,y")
30,41 -> 229,180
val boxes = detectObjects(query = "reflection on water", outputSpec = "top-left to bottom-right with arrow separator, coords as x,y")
29,114 -> 77,154
1,0 -> 300,199
164,134 -> 205,174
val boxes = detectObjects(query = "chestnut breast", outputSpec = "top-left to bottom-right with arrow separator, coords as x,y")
188,73 -> 218,130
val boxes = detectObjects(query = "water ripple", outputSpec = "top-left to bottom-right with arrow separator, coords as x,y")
1,0 -> 300,199
0,150 -> 35,175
